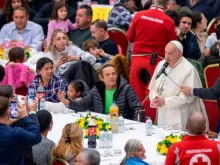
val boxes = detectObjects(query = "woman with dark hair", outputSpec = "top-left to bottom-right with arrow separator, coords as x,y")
32,110 -> 55,165
28,57 -> 68,103
191,11 -> 208,55
0,0 -> 36,29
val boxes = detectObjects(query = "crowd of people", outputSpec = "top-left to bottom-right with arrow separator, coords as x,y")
0,0 -> 220,164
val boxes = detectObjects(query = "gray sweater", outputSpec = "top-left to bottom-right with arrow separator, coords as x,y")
32,138 -> 55,165
69,76 -> 144,121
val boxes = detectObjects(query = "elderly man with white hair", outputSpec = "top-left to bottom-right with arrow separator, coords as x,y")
148,40 -> 208,130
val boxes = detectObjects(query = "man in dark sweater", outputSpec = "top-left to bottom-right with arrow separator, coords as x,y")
90,19 -> 119,56
68,5 -> 93,48
178,12 -> 201,60
0,96 -> 41,165
58,64 -> 144,121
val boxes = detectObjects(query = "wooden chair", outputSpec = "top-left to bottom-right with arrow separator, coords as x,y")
51,158 -> 70,165
206,18 -> 216,35
107,27 -> 130,57
203,100 -> 220,132
91,4 -> 113,21
204,64 -> 220,88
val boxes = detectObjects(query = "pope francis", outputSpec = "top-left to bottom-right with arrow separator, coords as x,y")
148,41 -> 208,130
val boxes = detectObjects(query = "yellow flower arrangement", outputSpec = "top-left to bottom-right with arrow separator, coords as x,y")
75,112 -> 110,139
157,134 -> 182,155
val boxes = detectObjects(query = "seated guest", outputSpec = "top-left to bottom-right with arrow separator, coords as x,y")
57,64 -> 144,121
0,0 -> 36,29
107,0 -> 136,31
66,80 -> 89,101
90,19 -> 119,56
83,39 -> 114,70
7,47 -> 35,74
204,25 -> 220,65
46,2 -> 77,44
51,123 -> 83,164
204,16 -> 220,56
0,96 -> 41,165
177,12 -> 201,60
191,11 -> 208,56
45,29 -> 96,76
75,148 -> 100,165
148,41 -> 208,130
120,139 -> 149,165
165,112 -> 220,164
68,5 -> 92,48
0,7 -> 44,51
33,0 -> 76,35
33,110 -> 55,165
28,57 -> 68,103
1,47 -> 35,90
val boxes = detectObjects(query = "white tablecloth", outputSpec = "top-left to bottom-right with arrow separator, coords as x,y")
47,111 -> 167,165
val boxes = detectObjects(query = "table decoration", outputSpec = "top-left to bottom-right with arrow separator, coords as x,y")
75,112 -> 111,139
157,134 -> 182,155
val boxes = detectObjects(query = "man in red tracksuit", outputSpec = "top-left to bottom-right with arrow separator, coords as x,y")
165,112 -> 220,165
127,0 -> 176,103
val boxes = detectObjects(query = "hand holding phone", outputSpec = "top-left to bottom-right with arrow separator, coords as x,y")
61,51 -> 68,58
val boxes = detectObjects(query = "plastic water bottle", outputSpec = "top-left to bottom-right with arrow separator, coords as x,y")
3,35 -> 11,60
117,115 -> 124,133
36,83 -> 46,111
16,32 -> 24,48
103,131 -> 109,148
218,132 -> 220,141
108,129 -> 113,148
146,116 -> 152,136
99,130 -> 104,148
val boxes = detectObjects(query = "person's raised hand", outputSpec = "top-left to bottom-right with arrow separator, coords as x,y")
27,99 -> 38,112
204,129 -> 218,138
17,103 -> 28,119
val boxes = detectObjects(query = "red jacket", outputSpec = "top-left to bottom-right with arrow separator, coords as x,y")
127,6 -> 176,56
165,134 -> 220,165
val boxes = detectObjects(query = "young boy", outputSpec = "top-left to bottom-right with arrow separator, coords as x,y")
83,39 -> 113,70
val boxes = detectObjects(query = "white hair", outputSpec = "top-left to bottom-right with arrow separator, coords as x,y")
81,148 -> 100,165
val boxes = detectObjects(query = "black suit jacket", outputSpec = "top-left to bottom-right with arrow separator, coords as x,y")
193,74 -> 220,108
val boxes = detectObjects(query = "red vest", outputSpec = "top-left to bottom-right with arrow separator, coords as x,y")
165,134 -> 220,165
127,6 -> 176,56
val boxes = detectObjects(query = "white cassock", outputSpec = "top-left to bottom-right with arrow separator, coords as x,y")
148,57 -> 209,130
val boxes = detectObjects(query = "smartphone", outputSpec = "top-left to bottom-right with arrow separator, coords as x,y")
28,88 -> 35,105
10,101 -> 19,118
61,51 -> 68,58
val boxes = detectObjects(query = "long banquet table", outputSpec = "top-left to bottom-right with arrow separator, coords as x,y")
47,111 -> 172,165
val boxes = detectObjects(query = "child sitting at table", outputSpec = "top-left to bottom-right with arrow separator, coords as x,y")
83,39 -> 113,70
67,80 -> 86,101
1,47 -> 35,93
